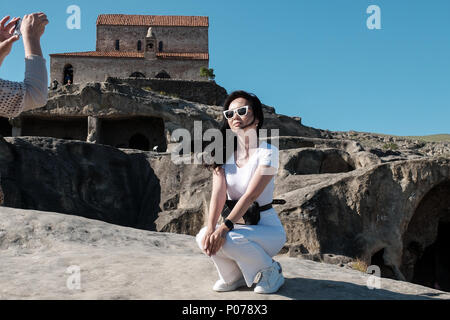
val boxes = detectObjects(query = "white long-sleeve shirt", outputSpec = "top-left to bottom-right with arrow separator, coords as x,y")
0,55 -> 48,118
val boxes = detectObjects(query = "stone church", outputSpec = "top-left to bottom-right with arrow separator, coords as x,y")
50,14 -> 210,84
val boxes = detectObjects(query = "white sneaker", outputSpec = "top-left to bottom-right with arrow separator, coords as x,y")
213,277 -> 247,292
254,260 -> 284,294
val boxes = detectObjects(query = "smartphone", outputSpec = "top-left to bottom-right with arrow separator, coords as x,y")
13,18 -> 21,37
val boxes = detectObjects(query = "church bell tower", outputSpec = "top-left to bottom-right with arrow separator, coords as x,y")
145,27 -> 157,60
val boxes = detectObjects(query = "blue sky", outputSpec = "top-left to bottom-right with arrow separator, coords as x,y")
1,0 -> 449,136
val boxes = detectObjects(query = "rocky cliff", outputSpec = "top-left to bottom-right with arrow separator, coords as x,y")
1,80 -> 449,296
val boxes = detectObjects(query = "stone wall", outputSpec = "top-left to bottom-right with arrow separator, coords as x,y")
50,55 -> 208,84
96,25 -> 208,53
106,77 -> 228,106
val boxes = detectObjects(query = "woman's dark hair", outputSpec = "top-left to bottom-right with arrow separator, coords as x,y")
204,90 -> 264,171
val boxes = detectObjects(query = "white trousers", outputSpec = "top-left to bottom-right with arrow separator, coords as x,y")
195,208 -> 287,288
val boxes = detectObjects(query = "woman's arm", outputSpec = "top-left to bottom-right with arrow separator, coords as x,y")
201,166 -> 227,255
206,167 -> 227,230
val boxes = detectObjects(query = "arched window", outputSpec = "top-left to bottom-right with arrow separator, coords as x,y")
115,40 -> 120,51
155,70 -> 171,79
63,64 -> 74,85
130,72 -> 146,78
158,41 -> 163,52
137,40 -> 142,51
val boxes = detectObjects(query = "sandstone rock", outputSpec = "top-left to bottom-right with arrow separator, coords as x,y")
20,80 -> 323,145
1,206 -> 449,300
0,136 -> 161,231
2,135 -> 449,293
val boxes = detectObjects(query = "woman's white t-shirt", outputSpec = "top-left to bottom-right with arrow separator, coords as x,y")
221,141 -> 279,208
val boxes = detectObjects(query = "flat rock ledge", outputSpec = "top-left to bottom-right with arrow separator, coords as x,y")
1,207 -> 449,300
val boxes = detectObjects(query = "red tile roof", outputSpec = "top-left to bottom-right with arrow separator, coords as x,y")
96,14 -> 209,27
50,51 -> 209,60
50,51 -> 144,58
157,52 -> 209,60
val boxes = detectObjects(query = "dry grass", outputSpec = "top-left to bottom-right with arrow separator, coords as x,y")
350,259 -> 369,273
364,132 -> 450,143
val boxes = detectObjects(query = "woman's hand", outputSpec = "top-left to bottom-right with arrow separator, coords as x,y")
0,16 -> 20,65
201,227 -> 214,255
205,224 -> 229,256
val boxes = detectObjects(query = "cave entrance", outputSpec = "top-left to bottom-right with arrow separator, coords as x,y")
370,248 -> 395,279
21,117 -> 87,141
284,149 -> 355,175
412,221 -> 450,291
0,118 -> 12,136
401,180 -> 450,292
129,133 -> 150,151
100,116 -> 166,152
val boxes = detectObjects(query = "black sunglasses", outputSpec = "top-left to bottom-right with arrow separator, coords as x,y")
223,106 -> 249,120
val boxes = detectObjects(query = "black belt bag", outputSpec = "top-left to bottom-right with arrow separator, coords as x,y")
221,199 -> 286,225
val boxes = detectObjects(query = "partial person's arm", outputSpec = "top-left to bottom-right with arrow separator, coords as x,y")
0,13 -> 48,118
21,13 -> 48,112
0,55 -> 48,118
22,54 -> 48,111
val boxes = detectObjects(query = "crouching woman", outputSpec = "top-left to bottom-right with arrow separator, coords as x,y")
195,90 -> 287,294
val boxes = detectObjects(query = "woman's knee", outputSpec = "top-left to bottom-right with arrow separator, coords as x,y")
195,226 -> 208,248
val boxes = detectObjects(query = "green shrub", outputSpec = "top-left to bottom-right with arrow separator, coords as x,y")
200,67 -> 215,80
382,143 -> 399,150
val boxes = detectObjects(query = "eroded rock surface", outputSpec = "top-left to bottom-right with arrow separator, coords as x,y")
1,206 -> 449,300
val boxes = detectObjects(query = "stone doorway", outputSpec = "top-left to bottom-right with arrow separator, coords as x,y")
0,118 -> 12,136
401,180 -> 450,291
63,64 -> 74,85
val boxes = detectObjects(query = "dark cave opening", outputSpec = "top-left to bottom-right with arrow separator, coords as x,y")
401,180 -> 450,292
412,221 -> 450,292
0,117 -> 12,136
370,248 -> 395,279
